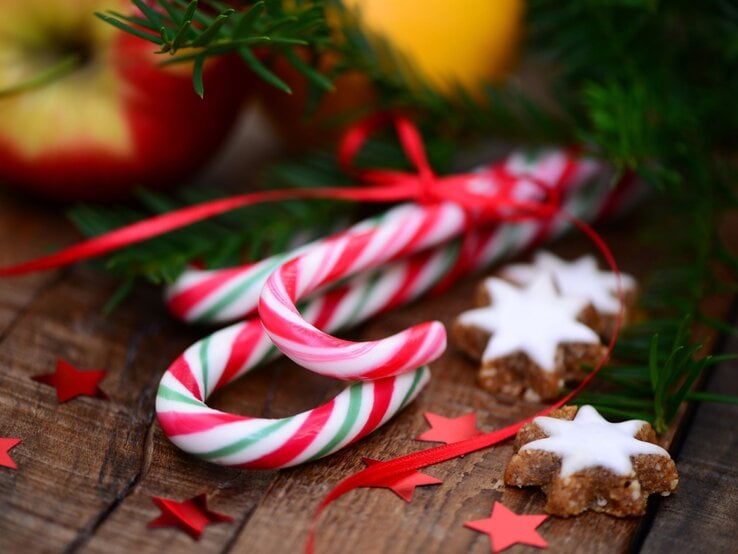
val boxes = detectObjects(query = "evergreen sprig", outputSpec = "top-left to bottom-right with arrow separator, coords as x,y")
67,151 -> 348,298
97,0 -> 332,95
575,317 -> 737,433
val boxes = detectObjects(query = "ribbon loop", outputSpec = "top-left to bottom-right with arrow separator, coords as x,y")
337,112 -> 445,206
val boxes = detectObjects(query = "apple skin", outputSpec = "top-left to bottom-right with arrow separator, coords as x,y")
0,5 -> 248,202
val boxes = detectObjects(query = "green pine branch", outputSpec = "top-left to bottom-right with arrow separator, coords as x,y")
575,317 -> 738,434
97,0 -> 333,95
67,152 -> 349,312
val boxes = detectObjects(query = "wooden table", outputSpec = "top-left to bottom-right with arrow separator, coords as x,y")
0,190 -> 735,554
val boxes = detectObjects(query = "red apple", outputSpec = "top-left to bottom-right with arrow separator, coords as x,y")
0,0 -> 248,202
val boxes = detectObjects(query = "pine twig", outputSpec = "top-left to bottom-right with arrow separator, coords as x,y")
97,0 -> 333,94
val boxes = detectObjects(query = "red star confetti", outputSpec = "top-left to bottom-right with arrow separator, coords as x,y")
362,458 -> 442,502
0,438 -> 22,469
465,501 -> 549,553
416,411 -> 482,444
148,494 -> 233,540
32,359 -> 108,403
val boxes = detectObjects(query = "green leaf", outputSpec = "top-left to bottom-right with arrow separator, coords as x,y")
192,56 -> 205,98
170,0 -> 213,25
132,0 -> 164,29
232,1 -> 265,37
283,48 -> 334,92
182,0 -> 199,25
686,391 -> 738,404
95,13 -> 160,43
192,11 -> 235,47
238,47 -> 291,93
170,19 -> 194,52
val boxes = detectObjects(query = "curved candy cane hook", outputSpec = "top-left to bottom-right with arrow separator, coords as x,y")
258,202 -> 471,381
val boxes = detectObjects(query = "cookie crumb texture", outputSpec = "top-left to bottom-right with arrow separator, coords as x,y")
504,406 -> 679,517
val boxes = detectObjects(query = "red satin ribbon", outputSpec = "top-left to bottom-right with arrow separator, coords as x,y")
0,113 -> 558,277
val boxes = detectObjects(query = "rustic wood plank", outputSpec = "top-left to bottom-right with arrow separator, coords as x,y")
0,192 -> 74,334
76,356 -> 344,553
0,266 -> 193,552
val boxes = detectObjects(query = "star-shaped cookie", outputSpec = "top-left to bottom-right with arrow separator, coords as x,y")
452,275 -> 605,400
505,405 -> 679,517
501,251 -> 637,338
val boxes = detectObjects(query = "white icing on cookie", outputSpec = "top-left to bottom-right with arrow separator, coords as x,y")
456,275 -> 599,371
502,251 -> 636,315
521,405 -> 670,477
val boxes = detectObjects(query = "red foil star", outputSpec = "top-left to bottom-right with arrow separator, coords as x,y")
465,501 -> 549,553
32,359 -> 108,403
416,411 -> 482,444
148,494 -> 233,540
362,458 -> 442,502
0,438 -> 22,469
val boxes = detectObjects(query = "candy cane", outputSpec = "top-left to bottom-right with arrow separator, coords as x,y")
159,234 -> 534,469
164,212 -> 389,324
156,246 -> 459,469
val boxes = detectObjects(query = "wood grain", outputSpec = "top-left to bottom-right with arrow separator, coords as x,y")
0,190 -> 735,554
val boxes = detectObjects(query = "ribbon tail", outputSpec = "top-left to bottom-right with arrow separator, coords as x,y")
305,424 -> 523,554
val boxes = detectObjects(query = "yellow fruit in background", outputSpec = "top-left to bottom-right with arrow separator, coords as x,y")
341,0 -> 524,95
259,0 -> 524,146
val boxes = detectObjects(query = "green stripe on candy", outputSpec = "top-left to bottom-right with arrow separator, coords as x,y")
308,382 -> 363,461
193,210 -> 389,324
199,335 -> 211,398
398,368 -> 426,409
157,384 -> 206,408
197,417 -> 294,460
195,256 -> 287,323
344,271 -> 382,327
442,240 -> 461,273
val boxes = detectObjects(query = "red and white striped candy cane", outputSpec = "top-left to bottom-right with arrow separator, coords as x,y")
156,246 -> 459,468
164,212 -> 388,324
